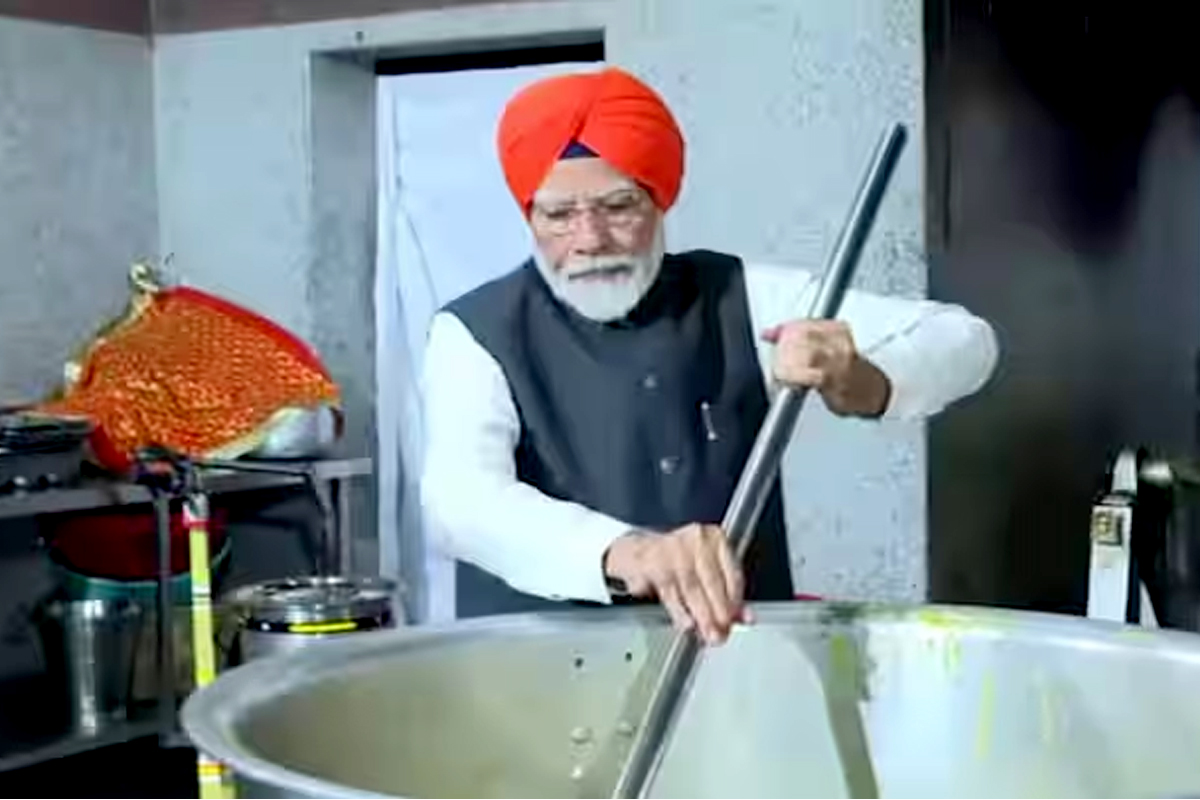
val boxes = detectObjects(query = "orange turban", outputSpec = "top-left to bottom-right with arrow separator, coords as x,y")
497,67 -> 685,212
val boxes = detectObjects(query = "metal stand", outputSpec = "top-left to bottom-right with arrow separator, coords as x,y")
134,451 -> 363,748
195,458 -> 344,575
153,492 -> 176,745
133,452 -> 188,748
1087,447 -> 1160,628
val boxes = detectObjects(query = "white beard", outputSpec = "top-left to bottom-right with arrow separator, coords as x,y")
533,226 -> 665,323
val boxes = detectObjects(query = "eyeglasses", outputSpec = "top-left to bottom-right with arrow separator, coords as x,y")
530,188 -> 652,237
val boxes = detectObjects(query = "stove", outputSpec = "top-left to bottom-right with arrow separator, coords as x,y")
0,413 -> 92,493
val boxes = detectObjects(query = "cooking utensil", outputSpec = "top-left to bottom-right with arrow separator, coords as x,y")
181,603 -> 1200,798
33,595 -> 143,737
221,575 -> 398,664
611,122 -> 909,799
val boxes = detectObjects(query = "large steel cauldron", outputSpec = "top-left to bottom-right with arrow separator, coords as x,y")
182,602 -> 1200,798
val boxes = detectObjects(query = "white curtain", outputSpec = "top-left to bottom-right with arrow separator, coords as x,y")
375,62 -> 599,623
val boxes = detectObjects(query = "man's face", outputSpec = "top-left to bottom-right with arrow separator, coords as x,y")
529,157 -> 665,322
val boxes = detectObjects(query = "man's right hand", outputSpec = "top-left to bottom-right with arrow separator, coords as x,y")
602,524 -> 748,645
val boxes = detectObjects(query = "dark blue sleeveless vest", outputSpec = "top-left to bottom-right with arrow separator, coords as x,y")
445,250 -> 793,617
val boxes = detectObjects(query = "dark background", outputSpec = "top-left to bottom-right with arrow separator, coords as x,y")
927,0 -> 1200,613
0,0 -> 551,34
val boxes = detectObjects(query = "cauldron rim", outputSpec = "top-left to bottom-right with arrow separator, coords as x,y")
181,601 -> 1200,799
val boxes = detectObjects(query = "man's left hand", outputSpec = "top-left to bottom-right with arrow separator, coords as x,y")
762,320 -> 891,418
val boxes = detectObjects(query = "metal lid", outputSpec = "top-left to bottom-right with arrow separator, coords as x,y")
225,576 -> 397,625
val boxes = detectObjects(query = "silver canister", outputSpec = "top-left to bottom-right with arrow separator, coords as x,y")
222,576 -> 398,664
34,596 -> 143,736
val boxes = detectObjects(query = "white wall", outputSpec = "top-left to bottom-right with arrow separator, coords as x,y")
153,0 -> 926,604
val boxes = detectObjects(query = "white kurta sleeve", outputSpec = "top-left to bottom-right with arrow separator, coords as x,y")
419,311 -> 632,604
742,262 -> 998,420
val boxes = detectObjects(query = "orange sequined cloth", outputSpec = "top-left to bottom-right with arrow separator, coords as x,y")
40,286 -> 340,472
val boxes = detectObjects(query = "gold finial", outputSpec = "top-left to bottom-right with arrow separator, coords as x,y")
129,260 -> 163,295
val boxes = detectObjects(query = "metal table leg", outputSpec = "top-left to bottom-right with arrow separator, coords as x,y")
153,493 -> 175,743
310,478 -> 335,576
333,477 -> 352,575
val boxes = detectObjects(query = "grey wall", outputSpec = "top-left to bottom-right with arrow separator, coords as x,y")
309,54 -> 380,574
613,0 -> 927,601
0,14 -> 157,684
0,15 -> 157,407
153,0 -> 929,608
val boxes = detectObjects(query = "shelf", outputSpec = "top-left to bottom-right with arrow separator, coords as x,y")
0,674 -> 173,773
0,456 -> 372,771
0,457 -> 372,521
0,716 -> 167,773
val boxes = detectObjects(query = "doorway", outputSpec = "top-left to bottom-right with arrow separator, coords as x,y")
373,40 -> 603,622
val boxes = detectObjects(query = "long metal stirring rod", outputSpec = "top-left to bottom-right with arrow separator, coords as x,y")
611,122 -> 908,799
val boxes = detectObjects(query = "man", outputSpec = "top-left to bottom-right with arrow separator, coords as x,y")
421,67 -> 997,644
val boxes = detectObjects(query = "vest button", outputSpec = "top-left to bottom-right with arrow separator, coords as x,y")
658,456 -> 680,475
642,374 -> 659,390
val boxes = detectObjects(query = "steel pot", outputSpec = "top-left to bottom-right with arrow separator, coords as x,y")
221,576 -> 398,665
183,602 -> 1200,798
34,595 -> 143,736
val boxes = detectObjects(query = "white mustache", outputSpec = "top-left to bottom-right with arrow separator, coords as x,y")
562,257 -> 636,281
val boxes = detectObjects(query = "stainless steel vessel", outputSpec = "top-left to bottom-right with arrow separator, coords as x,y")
222,576 -> 398,664
35,596 -> 143,736
183,603 -> 1200,798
